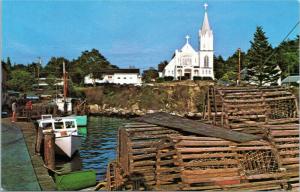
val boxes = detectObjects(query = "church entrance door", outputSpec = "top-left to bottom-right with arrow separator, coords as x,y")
184,69 -> 192,80
184,73 -> 191,80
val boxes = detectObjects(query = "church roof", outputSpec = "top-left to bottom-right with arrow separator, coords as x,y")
201,8 -> 212,35
181,42 -> 196,53
180,35 -> 196,53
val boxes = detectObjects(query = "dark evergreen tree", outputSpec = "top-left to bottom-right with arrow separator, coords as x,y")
246,26 -> 280,86
213,55 -> 225,79
6,57 -> 12,69
157,60 -> 168,72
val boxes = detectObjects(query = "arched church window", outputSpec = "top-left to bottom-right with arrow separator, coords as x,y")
204,56 -> 209,68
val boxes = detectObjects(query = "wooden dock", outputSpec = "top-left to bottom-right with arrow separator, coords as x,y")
2,118 -> 56,190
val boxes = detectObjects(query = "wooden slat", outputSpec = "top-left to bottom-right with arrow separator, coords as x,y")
134,112 -> 261,143
274,138 -> 299,142
263,124 -> 299,129
157,159 -> 175,166
182,175 -> 241,184
177,140 -> 233,146
276,143 -> 299,149
282,158 -> 299,164
228,114 -> 266,120
263,91 -> 292,96
224,98 -> 264,103
132,153 -> 156,160
132,160 -> 156,167
181,152 -> 241,159
183,179 -> 287,191
182,168 -> 239,175
158,150 -> 177,158
279,150 -> 299,156
265,96 -> 296,101
183,159 -> 238,167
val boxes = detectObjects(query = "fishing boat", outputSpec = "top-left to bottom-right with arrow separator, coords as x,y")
37,115 -> 82,158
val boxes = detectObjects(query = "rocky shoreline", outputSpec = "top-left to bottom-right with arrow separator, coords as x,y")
88,104 -> 203,119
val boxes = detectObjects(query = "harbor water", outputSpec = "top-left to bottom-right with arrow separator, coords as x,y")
56,116 -> 129,181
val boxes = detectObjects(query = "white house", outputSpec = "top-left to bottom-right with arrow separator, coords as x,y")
161,3 -> 214,80
84,69 -> 142,86
32,77 -> 64,88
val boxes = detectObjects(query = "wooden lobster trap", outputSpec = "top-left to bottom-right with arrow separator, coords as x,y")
154,135 -> 288,191
110,122 -> 180,190
263,122 -> 299,190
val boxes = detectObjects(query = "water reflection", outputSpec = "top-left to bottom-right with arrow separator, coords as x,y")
79,116 -> 129,180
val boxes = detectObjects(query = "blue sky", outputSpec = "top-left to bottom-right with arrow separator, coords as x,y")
2,0 -> 299,70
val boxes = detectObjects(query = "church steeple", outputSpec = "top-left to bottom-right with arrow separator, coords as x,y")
199,2 -> 213,51
201,3 -> 211,36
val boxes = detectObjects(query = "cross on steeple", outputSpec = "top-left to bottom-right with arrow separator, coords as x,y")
185,35 -> 190,44
204,3 -> 208,11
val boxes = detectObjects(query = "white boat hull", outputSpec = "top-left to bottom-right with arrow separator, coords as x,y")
55,135 -> 82,158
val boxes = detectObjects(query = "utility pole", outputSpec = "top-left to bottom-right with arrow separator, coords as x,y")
63,61 -> 68,114
37,57 -> 41,89
237,48 -> 241,86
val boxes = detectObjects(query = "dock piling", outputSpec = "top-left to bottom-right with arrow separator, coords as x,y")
44,131 -> 55,170
35,127 -> 43,154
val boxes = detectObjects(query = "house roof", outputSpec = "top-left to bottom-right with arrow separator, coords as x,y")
96,68 -> 140,75
282,75 -> 300,84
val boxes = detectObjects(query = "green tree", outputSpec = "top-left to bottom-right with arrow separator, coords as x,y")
7,69 -> 34,92
220,71 -> 236,82
246,26 -> 280,86
42,57 -> 70,77
275,35 -> 299,78
45,74 -> 57,90
70,49 -> 117,84
142,67 -> 159,83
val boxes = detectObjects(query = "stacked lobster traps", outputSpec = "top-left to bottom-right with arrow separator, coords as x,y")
202,86 -> 299,189
204,86 -> 298,132
104,110 -> 298,191
263,122 -> 299,190
105,122 -> 180,190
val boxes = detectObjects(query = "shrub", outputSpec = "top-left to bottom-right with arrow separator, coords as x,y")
164,76 -> 174,81
193,76 -> 202,80
156,77 -> 165,83
177,76 -> 189,80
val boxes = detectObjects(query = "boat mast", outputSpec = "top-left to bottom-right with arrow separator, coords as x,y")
63,61 -> 68,100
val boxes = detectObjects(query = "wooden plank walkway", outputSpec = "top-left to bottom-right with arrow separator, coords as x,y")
2,119 -> 56,190
135,112 -> 261,143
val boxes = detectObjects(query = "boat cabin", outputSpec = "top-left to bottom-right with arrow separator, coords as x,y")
38,115 -> 78,137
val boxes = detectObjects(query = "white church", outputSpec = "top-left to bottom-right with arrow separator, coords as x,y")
161,3 -> 214,80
